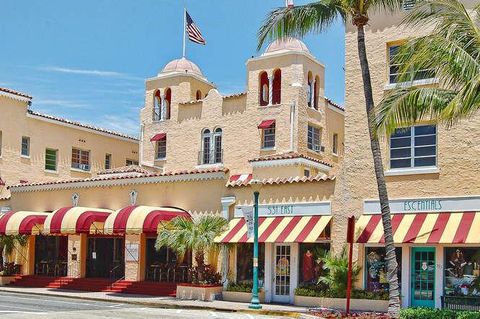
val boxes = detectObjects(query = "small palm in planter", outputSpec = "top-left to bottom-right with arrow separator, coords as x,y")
155,215 -> 228,285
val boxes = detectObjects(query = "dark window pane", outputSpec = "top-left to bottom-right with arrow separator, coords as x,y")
414,157 -> 436,167
415,125 -> 436,135
415,135 -> 436,146
391,158 -> 411,168
391,137 -> 411,148
415,146 -> 436,157
391,147 -> 411,159
392,127 -> 411,137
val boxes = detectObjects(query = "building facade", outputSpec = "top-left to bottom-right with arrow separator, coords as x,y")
337,1 -> 480,309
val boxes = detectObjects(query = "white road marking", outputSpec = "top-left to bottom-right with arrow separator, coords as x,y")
210,311 -> 218,317
0,294 -> 99,306
0,310 -> 47,314
176,309 -> 182,313
245,314 -> 255,319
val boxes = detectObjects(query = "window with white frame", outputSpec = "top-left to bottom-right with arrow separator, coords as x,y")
389,44 -> 434,84
156,138 -> 167,160
45,148 -> 57,171
200,128 -> 222,164
262,126 -> 275,149
21,136 -> 30,157
71,148 -> 90,171
105,153 -> 112,170
332,133 -> 338,155
402,0 -> 415,10
307,125 -> 321,152
390,125 -> 437,169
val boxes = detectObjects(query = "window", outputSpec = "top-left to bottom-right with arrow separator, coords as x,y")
202,129 -> 211,164
299,244 -> 329,285
236,244 -> 265,285
272,69 -> 281,105
389,44 -> 434,84
307,72 -> 313,107
200,128 -> 222,164
259,71 -> 269,106
402,0 -> 415,10
155,138 -> 167,160
390,125 -> 437,169
71,148 -> 90,171
21,136 -> 30,157
45,149 -> 57,171
105,153 -> 112,170
213,128 -> 222,164
313,75 -> 320,110
444,248 -> 480,297
153,90 -> 161,121
164,88 -> 171,120
365,247 -> 402,292
262,126 -> 275,149
308,125 -> 321,152
332,133 -> 339,155
196,90 -> 202,100
126,159 -> 139,166
304,169 -> 310,178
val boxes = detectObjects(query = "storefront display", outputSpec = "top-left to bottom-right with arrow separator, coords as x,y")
299,243 -> 329,284
365,247 -> 402,292
236,244 -> 265,286
444,247 -> 480,296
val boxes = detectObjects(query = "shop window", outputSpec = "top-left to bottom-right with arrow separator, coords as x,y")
308,125 -> 322,152
259,71 -> 269,106
389,44 -> 434,84
71,148 -> 90,171
272,69 -> 281,105
444,247 -> 480,297
105,153 -> 112,170
236,244 -> 265,286
365,247 -> 402,292
299,243 -> 330,285
390,124 -> 437,169
153,90 -> 161,121
21,136 -> 30,157
45,148 -> 57,171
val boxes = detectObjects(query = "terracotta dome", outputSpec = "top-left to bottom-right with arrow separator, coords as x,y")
264,37 -> 310,55
160,57 -> 204,77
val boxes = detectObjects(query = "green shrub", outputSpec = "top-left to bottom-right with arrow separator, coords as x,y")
225,282 -> 264,293
457,313 -> 480,319
294,284 -> 388,300
400,308 -> 480,319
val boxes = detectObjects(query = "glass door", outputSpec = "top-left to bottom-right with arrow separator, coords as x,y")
411,247 -> 436,307
273,244 -> 292,303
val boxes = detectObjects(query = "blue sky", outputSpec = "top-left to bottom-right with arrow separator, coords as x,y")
0,0 -> 344,136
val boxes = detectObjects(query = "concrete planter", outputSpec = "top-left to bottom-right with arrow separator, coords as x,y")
176,284 -> 223,301
0,276 -> 16,286
222,290 -> 265,303
294,295 -> 389,312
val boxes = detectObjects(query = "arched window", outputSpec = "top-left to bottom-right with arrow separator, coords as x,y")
213,128 -> 222,164
164,88 -> 171,120
307,72 -> 313,107
272,69 -> 281,105
202,129 -> 211,164
314,75 -> 320,110
196,90 -> 202,100
259,71 -> 269,106
153,90 -> 161,121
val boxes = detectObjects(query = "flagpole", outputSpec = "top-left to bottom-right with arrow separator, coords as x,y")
182,7 -> 186,57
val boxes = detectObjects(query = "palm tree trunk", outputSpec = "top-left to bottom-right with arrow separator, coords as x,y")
356,24 -> 401,317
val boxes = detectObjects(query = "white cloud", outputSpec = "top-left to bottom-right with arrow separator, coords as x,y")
34,98 -> 89,109
97,114 -> 139,136
38,66 -> 143,81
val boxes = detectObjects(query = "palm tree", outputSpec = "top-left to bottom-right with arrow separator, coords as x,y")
155,215 -> 228,282
375,0 -> 480,135
257,1 -> 403,316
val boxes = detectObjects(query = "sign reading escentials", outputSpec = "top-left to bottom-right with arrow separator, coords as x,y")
364,196 -> 480,214
234,201 -> 331,218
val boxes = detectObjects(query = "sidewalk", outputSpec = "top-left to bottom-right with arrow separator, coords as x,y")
0,286 -> 315,318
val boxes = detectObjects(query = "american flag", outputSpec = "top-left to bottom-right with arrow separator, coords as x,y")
186,11 -> 206,45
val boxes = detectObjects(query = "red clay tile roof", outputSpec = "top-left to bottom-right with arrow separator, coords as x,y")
97,165 -> 151,175
223,92 -> 246,99
227,173 -> 335,187
9,167 -> 229,190
249,151 -> 332,167
0,195 -> 11,201
325,97 -> 344,111
0,87 -> 32,99
27,110 -> 139,141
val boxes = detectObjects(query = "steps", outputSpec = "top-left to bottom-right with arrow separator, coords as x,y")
8,276 -> 177,297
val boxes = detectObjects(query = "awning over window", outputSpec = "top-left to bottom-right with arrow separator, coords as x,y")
356,212 -> 480,244
150,133 -> 166,141
104,205 -> 191,235
215,215 -> 331,243
0,211 -> 50,235
257,119 -> 275,129
43,207 -> 113,235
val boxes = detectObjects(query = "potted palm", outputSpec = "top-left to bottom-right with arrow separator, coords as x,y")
155,215 -> 228,301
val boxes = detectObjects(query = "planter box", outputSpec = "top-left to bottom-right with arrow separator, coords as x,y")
222,290 -> 265,303
0,276 -> 16,286
294,295 -> 389,312
176,284 -> 223,301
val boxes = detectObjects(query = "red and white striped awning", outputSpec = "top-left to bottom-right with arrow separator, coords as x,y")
356,212 -> 480,244
43,207 -> 113,235
0,211 -> 50,235
104,205 -> 191,235
215,215 -> 331,243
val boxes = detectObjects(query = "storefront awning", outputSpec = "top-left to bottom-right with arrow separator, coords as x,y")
0,211 -> 50,235
150,133 -> 166,141
257,119 -> 275,129
215,215 -> 331,243
43,207 -> 113,235
356,212 -> 480,244
104,205 -> 190,235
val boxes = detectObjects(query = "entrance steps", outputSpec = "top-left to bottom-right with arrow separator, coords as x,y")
8,276 -> 177,296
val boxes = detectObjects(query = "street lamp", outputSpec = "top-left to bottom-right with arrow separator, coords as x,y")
249,179 -> 262,310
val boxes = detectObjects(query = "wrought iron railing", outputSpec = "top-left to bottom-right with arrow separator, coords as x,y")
442,295 -> 480,311
198,149 -> 223,165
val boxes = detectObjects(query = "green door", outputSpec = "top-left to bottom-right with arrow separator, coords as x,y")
411,247 -> 436,308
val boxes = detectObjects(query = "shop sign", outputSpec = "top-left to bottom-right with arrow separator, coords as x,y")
234,201 -> 331,218
241,207 -> 254,239
364,196 -> 480,214
125,243 -> 139,262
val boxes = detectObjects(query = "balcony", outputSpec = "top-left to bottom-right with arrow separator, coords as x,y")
198,149 -> 223,166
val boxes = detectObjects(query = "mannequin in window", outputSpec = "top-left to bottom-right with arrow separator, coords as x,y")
302,249 -> 315,283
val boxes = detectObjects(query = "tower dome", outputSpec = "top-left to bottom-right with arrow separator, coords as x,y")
263,37 -> 310,55
160,57 -> 204,77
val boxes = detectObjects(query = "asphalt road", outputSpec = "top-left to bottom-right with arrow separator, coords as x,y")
0,291 -> 293,319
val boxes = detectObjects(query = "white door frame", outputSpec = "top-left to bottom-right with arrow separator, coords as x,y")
270,243 -> 298,304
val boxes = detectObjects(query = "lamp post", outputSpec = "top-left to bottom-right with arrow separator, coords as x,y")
249,179 -> 262,310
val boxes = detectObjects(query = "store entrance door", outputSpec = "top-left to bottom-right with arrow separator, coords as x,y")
86,237 -> 124,279
411,247 -> 436,307
273,244 -> 292,303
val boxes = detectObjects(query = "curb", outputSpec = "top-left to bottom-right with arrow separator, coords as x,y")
0,288 -> 303,318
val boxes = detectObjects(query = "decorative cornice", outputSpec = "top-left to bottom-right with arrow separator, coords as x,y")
249,152 -> 332,172
0,87 -> 32,103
